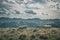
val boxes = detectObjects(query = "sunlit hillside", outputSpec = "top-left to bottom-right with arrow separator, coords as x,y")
0,27 -> 60,40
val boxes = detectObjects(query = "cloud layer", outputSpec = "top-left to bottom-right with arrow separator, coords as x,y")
0,0 -> 60,19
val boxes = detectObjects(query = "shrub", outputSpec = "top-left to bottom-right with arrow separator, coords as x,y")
36,34 -> 40,37
0,38 -> 3,40
33,29 -> 37,32
18,27 -> 27,30
19,34 -> 27,40
9,38 -> 13,40
30,35 -> 36,40
51,30 -> 57,34
3,34 -> 8,38
56,37 -> 60,40
10,30 -> 15,33
39,35 -> 48,40
48,33 -> 57,40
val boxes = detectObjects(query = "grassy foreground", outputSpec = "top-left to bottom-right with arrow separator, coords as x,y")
0,27 -> 60,40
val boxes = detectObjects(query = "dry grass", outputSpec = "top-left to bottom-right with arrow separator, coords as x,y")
0,27 -> 60,40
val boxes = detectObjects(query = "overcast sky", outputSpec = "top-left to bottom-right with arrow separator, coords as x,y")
0,0 -> 60,19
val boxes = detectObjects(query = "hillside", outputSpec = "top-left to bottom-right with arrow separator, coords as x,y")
0,27 -> 60,40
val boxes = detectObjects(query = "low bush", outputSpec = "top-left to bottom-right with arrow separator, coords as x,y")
19,34 -> 27,40
30,35 -> 36,40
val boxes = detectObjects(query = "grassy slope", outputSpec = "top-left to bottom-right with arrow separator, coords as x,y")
0,27 -> 60,40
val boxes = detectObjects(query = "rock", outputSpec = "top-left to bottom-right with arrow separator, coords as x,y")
43,25 -> 52,28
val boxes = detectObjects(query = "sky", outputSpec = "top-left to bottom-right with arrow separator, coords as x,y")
0,0 -> 60,19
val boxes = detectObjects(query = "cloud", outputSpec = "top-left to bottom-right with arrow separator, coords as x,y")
0,0 -> 60,19
25,10 -> 36,15
27,3 -> 45,9
15,10 -> 21,14
51,0 -> 60,3
33,0 -> 46,4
